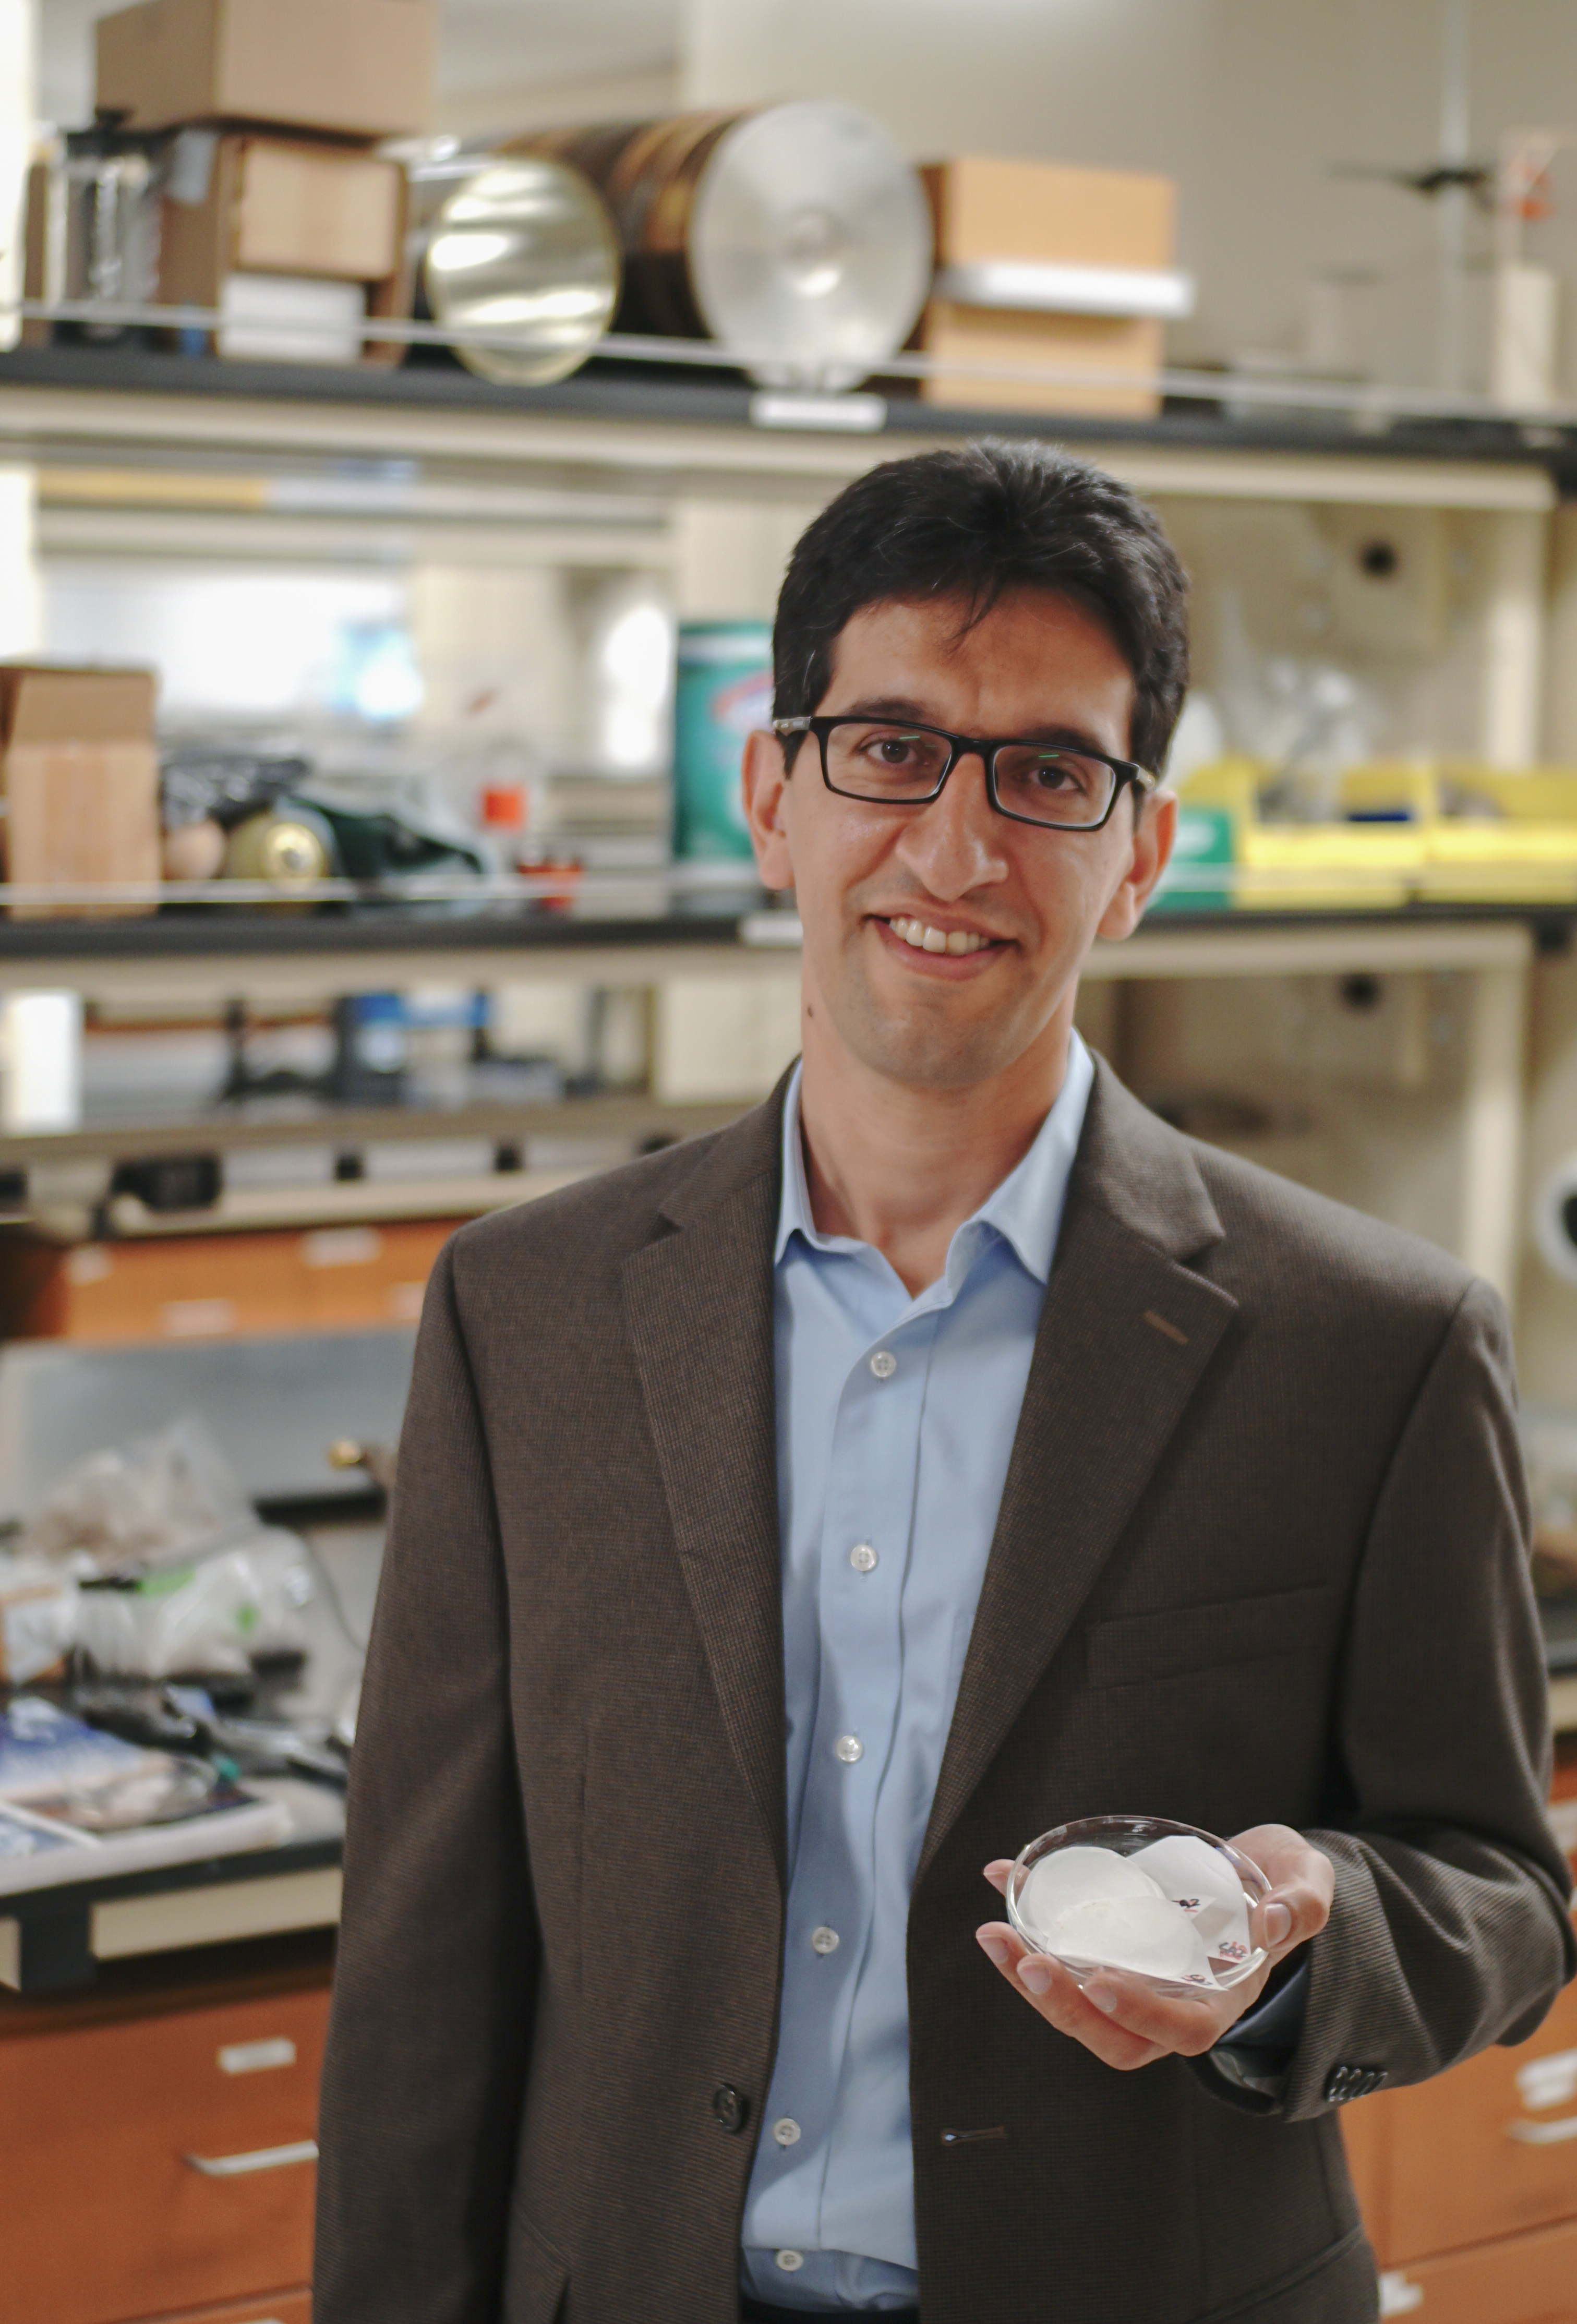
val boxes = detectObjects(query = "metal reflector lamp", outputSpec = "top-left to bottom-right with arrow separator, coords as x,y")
687,103 -> 932,386
424,158 -> 622,385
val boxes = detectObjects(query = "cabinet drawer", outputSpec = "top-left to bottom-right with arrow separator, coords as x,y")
1347,1976 -> 1577,2266
0,1984 -> 328,2324
1377,2213 -> 1577,2322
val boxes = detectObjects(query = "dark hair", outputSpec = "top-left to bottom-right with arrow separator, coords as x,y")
772,439 -> 1190,775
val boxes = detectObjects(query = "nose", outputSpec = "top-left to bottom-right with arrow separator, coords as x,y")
893,746 -> 1010,900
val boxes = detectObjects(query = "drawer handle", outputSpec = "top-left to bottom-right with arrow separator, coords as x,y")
1507,2113 -> 1577,2145
184,2138 -> 319,2177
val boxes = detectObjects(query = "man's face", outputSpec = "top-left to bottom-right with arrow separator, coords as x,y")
741,588 -> 1175,1093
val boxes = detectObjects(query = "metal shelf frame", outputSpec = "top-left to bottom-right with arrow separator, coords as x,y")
0,345 -> 1565,1325
0,345 -> 1565,512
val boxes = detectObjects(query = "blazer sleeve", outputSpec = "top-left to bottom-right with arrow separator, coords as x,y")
314,1239 -> 535,2322
1268,1274 -> 1577,2121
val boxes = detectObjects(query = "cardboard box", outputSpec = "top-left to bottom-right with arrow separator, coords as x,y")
922,158 -> 1176,271
159,134 -> 412,363
237,138 -> 401,278
3,1218 -> 460,1343
918,306 -> 1166,416
916,158 -> 1177,416
20,162 -> 50,349
0,666 -> 160,919
95,0 -> 438,140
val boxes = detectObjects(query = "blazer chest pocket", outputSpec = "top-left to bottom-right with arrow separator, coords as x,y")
1086,1583 -> 1334,1688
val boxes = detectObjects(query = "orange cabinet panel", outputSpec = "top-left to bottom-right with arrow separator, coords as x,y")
4,1218 -> 460,1343
1375,2212 -> 1577,2323
1350,1976 -> 1577,2268
0,1979 -> 329,2324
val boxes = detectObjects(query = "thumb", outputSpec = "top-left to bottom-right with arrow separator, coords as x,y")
1260,1876 -> 1330,1954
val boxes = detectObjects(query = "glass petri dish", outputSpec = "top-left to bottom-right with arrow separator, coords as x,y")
1005,1813 -> 1271,1997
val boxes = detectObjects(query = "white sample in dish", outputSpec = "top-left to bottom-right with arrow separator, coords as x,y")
1046,1894 -> 1217,1986
1128,1833 -> 1255,1967
1016,1844 -> 1165,1944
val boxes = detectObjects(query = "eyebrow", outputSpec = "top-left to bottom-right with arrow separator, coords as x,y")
826,696 -> 1120,758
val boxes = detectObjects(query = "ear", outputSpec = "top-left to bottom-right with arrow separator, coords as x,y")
1096,790 -> 1176,941
742,728 -> 796,892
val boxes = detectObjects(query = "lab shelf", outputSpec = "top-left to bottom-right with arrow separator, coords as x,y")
0,343 -> 1563,510
0,897 -> 1549,998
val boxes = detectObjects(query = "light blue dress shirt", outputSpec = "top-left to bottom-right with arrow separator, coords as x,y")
739,1039 -> 1308,2314
739,1036 -> 1096,2314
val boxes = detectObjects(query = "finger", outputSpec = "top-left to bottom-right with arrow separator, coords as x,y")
983,1860 -> 1013,1895
1078,1967 -> 1247,2060
1231,1827 -> 1334,1955
976,1924 -> 1166,2070
1257,1875 -> 1331,1955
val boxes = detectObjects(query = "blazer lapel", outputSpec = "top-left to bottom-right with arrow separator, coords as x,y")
622,1091 -> 790,1885
918,1063 -> 1240,1884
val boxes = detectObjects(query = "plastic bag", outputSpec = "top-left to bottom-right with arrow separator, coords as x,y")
74,1530 -> 316,1680
0,1556 -> 79,1685
20,1415 -> 254,1573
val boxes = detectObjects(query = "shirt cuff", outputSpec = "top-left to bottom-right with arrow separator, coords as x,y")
1207,1961 -> 1310,2102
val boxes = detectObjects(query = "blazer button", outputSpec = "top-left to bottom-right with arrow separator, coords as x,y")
713,2084 -> 749,2134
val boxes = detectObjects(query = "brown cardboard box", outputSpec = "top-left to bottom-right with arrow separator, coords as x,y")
916,157 -> 1177,416
95,0 -> 438,140
3,1218 -> 460,1343
159,134 -> 412,363
918,306 -> 1167,417
0,666 -> 160,919
20,162 -> 50,349
231,140 -> 402,277
922,158 -> 1176,271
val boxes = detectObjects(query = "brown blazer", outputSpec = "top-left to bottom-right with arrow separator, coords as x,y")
315,1059 -> 1574,2324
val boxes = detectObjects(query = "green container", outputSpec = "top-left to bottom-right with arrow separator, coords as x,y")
1148,804 -> 1236,914
672,621 -> 774,862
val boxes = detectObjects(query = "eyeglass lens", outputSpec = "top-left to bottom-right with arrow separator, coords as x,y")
822,719 -> 1118,828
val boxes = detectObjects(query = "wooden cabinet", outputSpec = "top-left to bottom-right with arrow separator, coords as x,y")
1344,1976 -> 1577,2269
0,1937 -> 329,2324
1369,2214 -> 1577,2324
1343,1785 -> 1577,2320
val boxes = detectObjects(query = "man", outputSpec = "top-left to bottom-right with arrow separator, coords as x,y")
315,442 -> 1573,2324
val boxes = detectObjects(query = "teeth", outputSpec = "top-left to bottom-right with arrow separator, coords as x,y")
889,917 -> 991,957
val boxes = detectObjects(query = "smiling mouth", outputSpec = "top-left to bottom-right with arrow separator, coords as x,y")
884,914 -> 1002,958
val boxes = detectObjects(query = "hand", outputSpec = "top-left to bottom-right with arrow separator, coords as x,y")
974,1824 -> 1333,2070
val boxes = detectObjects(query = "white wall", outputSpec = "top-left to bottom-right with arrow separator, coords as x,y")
42,561 -> 409,720
681,0 -> 1577,395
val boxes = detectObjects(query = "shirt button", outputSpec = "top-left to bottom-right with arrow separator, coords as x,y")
849,1542 -> 878,1572
811,1925 -> 840,1954
776,2250 -> 805,2273
772,2116 -> 802,2146
835,1733 -> 863,1764
869,1350 -> 897,1379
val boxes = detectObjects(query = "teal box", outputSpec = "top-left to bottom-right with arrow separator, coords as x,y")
1148,805 -> 1235,914
672,621 -> 774,862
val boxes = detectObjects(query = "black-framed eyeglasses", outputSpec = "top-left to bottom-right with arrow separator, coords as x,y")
772,714 -> 1158,832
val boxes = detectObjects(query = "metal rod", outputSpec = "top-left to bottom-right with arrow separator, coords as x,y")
1437,0 -> 1474,393
9,299 -> 1577,429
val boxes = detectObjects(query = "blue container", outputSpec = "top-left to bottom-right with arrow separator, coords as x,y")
672,621 -> 774,862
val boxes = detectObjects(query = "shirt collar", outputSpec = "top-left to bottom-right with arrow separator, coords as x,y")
774,1030 -> 1095,1286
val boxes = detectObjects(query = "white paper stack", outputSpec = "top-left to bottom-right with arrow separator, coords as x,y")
0,1697 -> 291,1898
